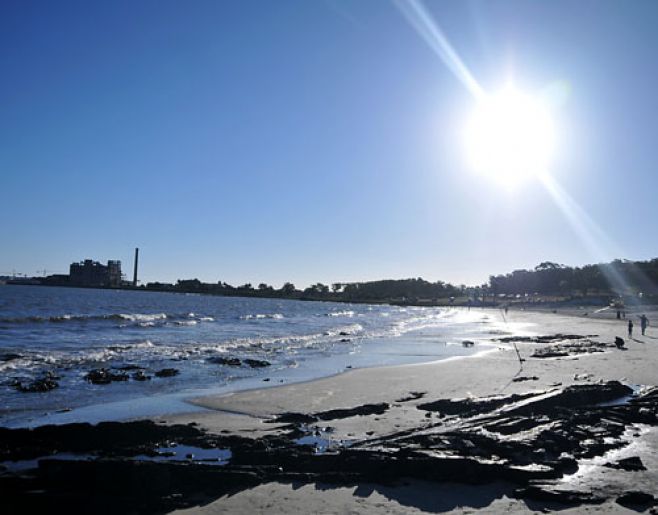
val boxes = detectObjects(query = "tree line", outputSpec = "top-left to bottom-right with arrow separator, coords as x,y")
143,257 -> 658,304
488,258 -> 658,297
145,277 -> 462,304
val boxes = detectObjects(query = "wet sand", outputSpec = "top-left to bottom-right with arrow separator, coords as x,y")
3,307 -> 658,514
161,307 -> 658,513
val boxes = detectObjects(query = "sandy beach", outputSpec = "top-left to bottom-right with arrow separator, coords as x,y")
6,0 -> 658,512
159,307 -> 658,514
4,307 -> 658,514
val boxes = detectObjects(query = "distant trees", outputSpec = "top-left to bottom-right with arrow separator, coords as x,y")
487,258 -> 658,297
304,283 -> 329,295
160,258 -> 658,304
340,278 -> 458,301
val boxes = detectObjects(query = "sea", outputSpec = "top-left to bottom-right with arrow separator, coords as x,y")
0,285 -> 529,428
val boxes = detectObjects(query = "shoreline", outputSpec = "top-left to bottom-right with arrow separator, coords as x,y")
178,309 -> 615,420
184,342 -> 502,416
4,308 -> 658,513
1,306 -> 509,429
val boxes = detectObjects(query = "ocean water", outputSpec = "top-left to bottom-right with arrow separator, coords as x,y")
0,285 -> 523,427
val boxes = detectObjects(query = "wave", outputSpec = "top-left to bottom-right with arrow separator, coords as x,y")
0,312 -> 217,326
0,340 -> 157,374
173,320 -> 198,326
326,310 -> 355,317
0,306 -> 494,381
117,313 -> 167,322
0,318 -> 369,376
239,313 -> 284,320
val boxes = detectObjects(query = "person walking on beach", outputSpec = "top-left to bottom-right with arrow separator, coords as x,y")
628,319 -> 634,338
640,315 -> 649,336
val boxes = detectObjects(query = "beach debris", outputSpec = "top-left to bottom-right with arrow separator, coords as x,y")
395,391 -> 426,403
155,368 -> 179,378
417,392 -> 536,418
132,371 -> 151,381
206,357 -> 241,366
4,381 -> 658,513
530,337 -> 612,359
604,456 -> 646,471
512,375 -> 539,382
573,373 -> 593,381
498,334 -> 598,344
85,368 -> 129,385
615,336 -> 625,349
513,486 -> 605,505
205,357 -> 270,368
616,491 -> 656,508
243,359 -> 271,368
531,348 -> 569,358
14,373 -> 59,393
271,402 -> 390,424
462,340 -> 475,347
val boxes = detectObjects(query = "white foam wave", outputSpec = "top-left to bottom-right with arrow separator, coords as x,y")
327,310 -> 355,317
240,313 -> 284,320
0,340 -> 158,374
119,313 -> 167,322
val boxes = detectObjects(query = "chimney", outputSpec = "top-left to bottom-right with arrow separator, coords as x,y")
133,248 -> 139,287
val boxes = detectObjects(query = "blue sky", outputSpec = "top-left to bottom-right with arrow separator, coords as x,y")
2,0 -> 658,287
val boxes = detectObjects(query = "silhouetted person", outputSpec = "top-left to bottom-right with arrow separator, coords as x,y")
628,320 -> 634,338
616,310 -> 621,319
640,315 -> 649,336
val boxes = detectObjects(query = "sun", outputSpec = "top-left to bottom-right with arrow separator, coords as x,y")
463,86 -> 555,186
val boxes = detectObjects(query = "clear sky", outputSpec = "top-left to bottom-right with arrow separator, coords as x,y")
2,0 -> 658,288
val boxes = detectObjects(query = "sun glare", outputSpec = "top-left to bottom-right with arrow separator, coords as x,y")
463,86 -> 555,186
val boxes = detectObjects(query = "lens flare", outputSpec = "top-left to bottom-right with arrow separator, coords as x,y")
396,0 -> 654,292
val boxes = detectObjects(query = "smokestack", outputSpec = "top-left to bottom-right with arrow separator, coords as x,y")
133,248 -> 139,287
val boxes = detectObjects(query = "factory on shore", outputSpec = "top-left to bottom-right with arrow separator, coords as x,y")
34,248 -> 140,288
69,259 -> 123,287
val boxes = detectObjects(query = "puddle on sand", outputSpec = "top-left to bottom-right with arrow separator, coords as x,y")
294,425 -> 356,454
0,445 -> 232,472
597,384 -> 644,408
556,425 -> 653,492
133,444 -> 231,465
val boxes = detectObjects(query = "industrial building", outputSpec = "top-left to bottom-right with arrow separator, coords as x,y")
69,259 -> 122,288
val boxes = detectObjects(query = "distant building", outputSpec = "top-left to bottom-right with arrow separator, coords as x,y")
69,259 -> 122,287
41,274 -> 70,286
